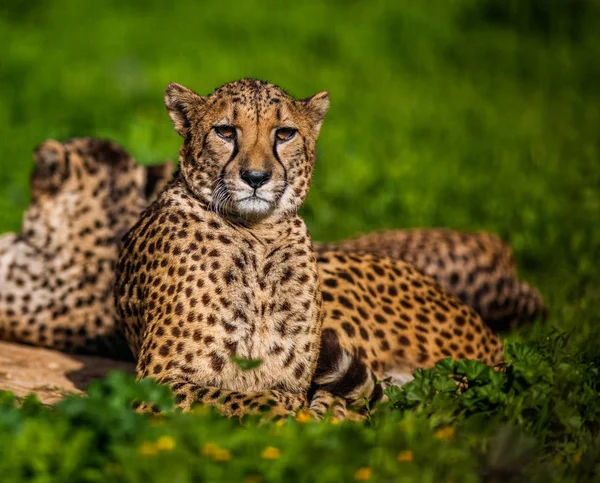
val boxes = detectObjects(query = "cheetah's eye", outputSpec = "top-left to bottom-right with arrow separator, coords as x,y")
275,128 -> 297,142
214,125 -> 237,140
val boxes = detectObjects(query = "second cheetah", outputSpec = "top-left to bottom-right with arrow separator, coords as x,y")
316,229 -> 546,331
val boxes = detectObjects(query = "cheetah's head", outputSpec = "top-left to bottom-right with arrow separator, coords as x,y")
25,138 -> 172,250
164,78 -> 329,222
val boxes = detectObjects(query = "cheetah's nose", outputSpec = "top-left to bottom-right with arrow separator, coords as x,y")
240,170 -> 271,189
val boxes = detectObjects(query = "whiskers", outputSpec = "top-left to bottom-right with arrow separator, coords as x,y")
208,175 -> 234,217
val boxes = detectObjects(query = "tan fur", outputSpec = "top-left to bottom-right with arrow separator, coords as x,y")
0,138 -> 172,358
316,229 -> 546,330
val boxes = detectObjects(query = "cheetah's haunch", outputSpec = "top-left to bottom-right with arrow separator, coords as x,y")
316,229 -> 546,331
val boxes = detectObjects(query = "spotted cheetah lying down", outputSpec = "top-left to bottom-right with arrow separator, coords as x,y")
316,229 -> 546,331
0,137 -> 534,368
114,78 -> 503,419
0,138 -> 172,359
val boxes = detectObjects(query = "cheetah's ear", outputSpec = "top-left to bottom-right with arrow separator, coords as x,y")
31,139 -> 68,194
34,139 -> 64,168
300,91 -> 330,137
164,83 -> 207,137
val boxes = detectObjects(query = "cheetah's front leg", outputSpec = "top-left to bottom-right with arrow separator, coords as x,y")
141,376 -> 306,419
308,389 -> 365,422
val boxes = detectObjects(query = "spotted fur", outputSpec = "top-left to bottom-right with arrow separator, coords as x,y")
0,138 -> 172,358
0,138 -> 507,414
309,251 -> 503,417
115,79 -> 503,419
316,229 -> 546,331
115,79 -> 329,417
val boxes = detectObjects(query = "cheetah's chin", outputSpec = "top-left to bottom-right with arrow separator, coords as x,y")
235,196 -> 275,218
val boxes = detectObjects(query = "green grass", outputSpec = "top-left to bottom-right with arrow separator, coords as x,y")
0,0 -> 599,481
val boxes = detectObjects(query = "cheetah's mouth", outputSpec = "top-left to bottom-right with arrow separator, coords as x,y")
209,176 -> 279,220
235,195 -> 275,217
238,194 -> 270,203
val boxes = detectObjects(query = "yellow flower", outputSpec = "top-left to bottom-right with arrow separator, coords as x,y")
295,410 -> 313,424
574,452 -> 582,464
139,441 -> 158,456
201,442 -> 231,462
201,442 -> 221,457
354,467 -> 372,481
261,446 -> 281,460
330,417 -> 340,425
275,418 -> 287,427
156,436 -> 176,452
139,436 -> 177,455
433,426 -> 455,440
213,448 -> 232,462
397,450 -> 414,462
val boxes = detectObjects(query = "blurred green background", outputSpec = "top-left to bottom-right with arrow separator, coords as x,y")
0,0 -> 599,343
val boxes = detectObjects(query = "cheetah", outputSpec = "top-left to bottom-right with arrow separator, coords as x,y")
115,78 -> 503,419
315,229 -> 546,331
0,140 -> 511,375
0,137 -> 172,358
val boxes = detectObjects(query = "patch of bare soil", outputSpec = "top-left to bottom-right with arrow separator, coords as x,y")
0,340 -> 134,404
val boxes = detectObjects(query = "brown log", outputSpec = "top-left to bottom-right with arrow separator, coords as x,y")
0,340 -> 134,405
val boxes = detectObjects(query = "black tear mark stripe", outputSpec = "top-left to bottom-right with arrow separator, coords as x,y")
217,135 -> 240,181
272,137 -> 288,183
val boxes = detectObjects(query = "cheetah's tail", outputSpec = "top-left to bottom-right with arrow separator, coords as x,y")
513,281 -> 547,326
485,280 -> 547,333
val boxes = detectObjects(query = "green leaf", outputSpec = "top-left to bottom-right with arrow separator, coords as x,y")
434,358 -> 456,376
230,355 -> 263,371
433,374 -> 458,393
454,360 -> 491,383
